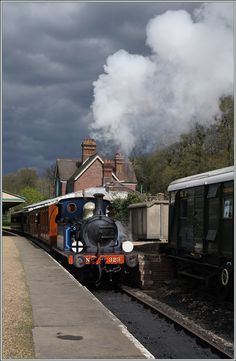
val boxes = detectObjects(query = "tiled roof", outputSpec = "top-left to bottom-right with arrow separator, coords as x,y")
56,159 -> 81,181
56,155 -> 137,184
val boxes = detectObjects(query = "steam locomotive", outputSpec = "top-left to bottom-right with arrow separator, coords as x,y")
11,193 -> 138,285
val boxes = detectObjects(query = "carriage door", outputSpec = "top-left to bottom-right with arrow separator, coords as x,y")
221,181 -> 233,258
192,186 -> 205,253
205,183 -> 221,254
34,212 -> 40,238
178,188 -> 194,251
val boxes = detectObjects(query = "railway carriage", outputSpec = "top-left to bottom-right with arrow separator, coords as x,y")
167,166 -> 234,288
11,210 -> 27,232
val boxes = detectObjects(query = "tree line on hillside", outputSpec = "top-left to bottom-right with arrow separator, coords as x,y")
3,165 -> 55,208
133,96 -> 234,195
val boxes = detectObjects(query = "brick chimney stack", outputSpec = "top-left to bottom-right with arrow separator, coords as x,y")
103,160 -> 113,185
81,139 -> 96,163
114,152 -> 125,180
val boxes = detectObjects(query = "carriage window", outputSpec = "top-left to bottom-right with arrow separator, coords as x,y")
223,198 -> 233,219
67,202 -> 77,213
180,198 -> 188,218
170,191 -> 177,204
206,229 -> 217,241
207,184 -> 220,198
180,190 -> 188,198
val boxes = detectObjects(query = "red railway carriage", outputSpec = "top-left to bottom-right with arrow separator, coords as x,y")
27,204 -> 58,247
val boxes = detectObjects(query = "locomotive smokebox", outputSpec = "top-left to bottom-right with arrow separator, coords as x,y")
93,193 -> 105,215
82,193 -> 118,248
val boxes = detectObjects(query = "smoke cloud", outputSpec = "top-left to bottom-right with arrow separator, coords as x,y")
90,3 -> 233,155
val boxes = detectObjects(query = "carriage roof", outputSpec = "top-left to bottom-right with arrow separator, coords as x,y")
168,166 -> 234,192
16,188 -> 112,213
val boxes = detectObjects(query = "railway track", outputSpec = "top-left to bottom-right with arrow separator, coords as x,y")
119,285 -> 233,359
4,229 -> 233,359
93,287 -> 222,359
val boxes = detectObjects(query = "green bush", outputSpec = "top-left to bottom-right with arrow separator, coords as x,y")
111,193 -> 145,225
2,213 -> 11,227
19,186 -> 45,207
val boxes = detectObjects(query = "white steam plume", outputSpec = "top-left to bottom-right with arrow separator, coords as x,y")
90,3 -> 233,155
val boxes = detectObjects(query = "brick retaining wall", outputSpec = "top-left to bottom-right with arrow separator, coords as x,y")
133,242 -> 176,290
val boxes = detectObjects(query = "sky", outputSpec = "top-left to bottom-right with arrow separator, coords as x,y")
2,1 -> 234,175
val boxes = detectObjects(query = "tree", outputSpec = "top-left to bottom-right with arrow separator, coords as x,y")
134,96 -> 234,195
3,168 -> 39,194
133,157 -> 152,193
18,168 -> 38,188
214,95 -> 233,165
43,163 -> 56,197
111,193 -> 145,225
2,173 -> 19,194
19,186 -> 45,207
3,165 -> 56,200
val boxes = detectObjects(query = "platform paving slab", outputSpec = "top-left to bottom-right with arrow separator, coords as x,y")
12,235 -> 154,359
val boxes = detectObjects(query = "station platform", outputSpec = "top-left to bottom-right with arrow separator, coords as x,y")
3,231 -> 154,359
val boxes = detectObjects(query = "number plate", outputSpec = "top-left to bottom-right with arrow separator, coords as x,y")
85,255 -> 124,265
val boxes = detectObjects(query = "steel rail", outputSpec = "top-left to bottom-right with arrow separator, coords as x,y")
120,285 -> 233,359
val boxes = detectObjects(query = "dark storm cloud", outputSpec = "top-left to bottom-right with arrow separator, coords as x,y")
3,2 -> 200,174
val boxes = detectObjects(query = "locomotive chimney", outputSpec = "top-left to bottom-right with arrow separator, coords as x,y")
114,152 -> 125,181
81,139 -> 97,163
93,193 -> 105,215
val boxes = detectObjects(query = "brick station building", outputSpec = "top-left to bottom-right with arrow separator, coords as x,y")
54,139 -> 137,196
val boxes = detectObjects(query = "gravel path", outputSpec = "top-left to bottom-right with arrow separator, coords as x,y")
2,233 -> 35,359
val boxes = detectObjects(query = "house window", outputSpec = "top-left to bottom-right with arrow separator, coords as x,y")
56,177 -> 60,196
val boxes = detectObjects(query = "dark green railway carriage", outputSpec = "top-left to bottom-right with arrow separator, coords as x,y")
168,166 -> 234,287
